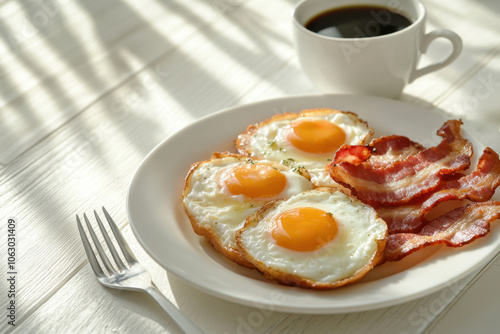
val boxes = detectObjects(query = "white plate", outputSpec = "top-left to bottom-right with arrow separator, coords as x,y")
127,94 -> 500,314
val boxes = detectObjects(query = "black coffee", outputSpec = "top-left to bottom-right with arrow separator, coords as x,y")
305,5 -> 412,38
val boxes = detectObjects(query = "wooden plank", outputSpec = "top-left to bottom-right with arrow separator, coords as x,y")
424,252 -> 500,334
433,48 -> 500,152
10,226 -> 225,334
9,225 -> 287,334
0,0 -> 248,164
0,1 -> 303,331
402,0 -> 500,105
3,0 -> 500,332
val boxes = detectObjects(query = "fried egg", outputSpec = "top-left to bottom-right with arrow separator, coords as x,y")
182,152 -> 313,268
236,187 -> 387,289
237,109 -> 373,187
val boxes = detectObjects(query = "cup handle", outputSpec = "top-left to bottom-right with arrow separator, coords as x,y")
409,29 -> 462,83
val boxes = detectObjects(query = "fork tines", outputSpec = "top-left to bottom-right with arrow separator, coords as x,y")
77,207 -> 136,277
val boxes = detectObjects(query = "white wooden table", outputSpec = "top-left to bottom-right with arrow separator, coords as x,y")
1,0 -> 499,333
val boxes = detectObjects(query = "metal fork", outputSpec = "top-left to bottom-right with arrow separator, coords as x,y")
76,207 -> 205,334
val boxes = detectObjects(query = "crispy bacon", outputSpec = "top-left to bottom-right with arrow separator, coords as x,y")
384,201 -> 500,261
377,148 -> 500,233
332,145 -> 374,165
328,135 -> 424,170
328,119 -> 500,262
376,204 -> 424,234
368,135 -> 425,167
329,120 -> 473,206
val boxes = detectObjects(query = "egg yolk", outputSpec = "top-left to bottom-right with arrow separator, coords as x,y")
270,207 -> 338,252
287,119 -> 346,154
223,164 -> 287,198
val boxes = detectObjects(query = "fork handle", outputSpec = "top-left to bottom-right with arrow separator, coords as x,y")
146,286 -> 206,334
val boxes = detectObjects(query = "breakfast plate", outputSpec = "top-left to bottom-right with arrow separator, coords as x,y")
127,94 -> 500,314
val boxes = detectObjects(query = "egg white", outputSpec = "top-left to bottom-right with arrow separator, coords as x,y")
244,111 -> 373,186
183,155 -> 313,252
236,188 -> 387,285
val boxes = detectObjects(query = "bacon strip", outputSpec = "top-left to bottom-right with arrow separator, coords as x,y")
376,204 -> 424,234
377,148 -> 500,233
332,145 -> 374,165
330,135 -> 424,168
329,120 -> 473,206
369,135 -> 425,167
384,201 -> 500,262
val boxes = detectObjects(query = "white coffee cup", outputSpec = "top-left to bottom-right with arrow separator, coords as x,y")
292,0 -> 463,98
